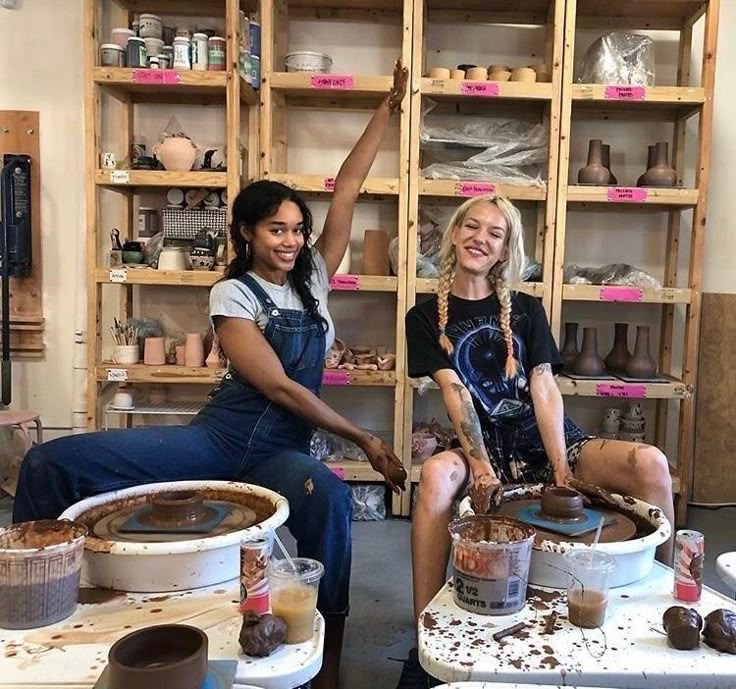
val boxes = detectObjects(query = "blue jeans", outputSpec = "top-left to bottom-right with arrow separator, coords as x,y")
13,425 -> 352,619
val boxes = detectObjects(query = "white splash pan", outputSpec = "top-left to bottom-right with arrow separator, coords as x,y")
458,485 -> 671,589
60,480 -> 289,593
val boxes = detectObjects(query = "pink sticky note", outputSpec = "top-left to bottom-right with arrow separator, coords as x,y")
457,181 -> 497,197
323,370 -> 351,385
132,69 -> 181,85
461,81 -> 500,97
324,177 -> 336,192
604,85 -> 646,100
330,274 -> 360,290
596,383 -> 647,398
310,74 -> 355,90
599,286 -> 643,302
607,187 -> 649,203
330,466 -> 346,479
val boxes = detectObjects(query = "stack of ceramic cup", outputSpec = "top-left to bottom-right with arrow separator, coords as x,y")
600,403 -> 646,441
599,407 -> 622,439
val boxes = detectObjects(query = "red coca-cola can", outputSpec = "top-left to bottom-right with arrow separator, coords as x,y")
673,529 -> 704,602
239,534 -> 273,615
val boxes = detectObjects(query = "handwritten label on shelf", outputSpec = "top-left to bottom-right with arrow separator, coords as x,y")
109,170 -> 130,184
599,286 -> 643,302
109,269 -> 127,283
107,368 -> 129,382
323,370 -> 351,386
607,187 -> 648,203
323,177 -> 336,192
132,69 -> 182,85
460,81 -> 500,97
311,74 -> 355,90
596,383 -> 647,398
329,466 -> 346,479
457,181 -> 497,197
604,85 -> 646,100
330,275 -> 360,290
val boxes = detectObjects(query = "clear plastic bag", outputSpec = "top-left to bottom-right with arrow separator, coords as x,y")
564,263 -> 661,289
577,32 -> 655,86
351,484 -> 386,521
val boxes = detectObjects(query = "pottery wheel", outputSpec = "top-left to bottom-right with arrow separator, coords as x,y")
498,499 -> 636,545
93,500 -> 257,543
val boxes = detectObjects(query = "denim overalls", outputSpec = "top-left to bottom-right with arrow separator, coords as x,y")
14,273 -> 353,619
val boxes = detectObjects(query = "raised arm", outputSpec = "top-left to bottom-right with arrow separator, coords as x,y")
315,59 -> 408,277
434,368 -> 502,513
216,316 -> 407,493
529,363 -> 570,486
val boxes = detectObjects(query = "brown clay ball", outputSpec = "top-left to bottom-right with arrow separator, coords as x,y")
703,608 -> 736,654
239,610 -> 287,657
662,606 -> 702,650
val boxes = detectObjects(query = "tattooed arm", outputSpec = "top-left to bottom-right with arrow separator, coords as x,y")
529,362 -> 570,486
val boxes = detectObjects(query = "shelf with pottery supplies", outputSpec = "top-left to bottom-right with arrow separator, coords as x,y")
421,78 -> 553,102
110,1 -> 230,15
556,375 -> 691,400
418,179 -> 547,202
268,173 -> 400,196
414,278 -> 547,299
566,185 -> 699,207
571,84 -> 706,112
95,267 -> 223,287
269,72 -> 395,104
95,169 -> 229,189
561,284 -> 693,305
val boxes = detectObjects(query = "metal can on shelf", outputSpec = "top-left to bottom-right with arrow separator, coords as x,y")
250,55 -> 260,89
191,32 -> 209,71
126,37 -> 146,68
173,36 -> 191,70
239,534 -> 273,615
249,19 -> 261,58
208,36 -> 226,71
673,529 -> 704,602
239,47 -> 252,84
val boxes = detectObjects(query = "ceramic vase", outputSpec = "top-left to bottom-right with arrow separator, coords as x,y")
361,230 -> 390,276
625,325 -> 657,378
143,337 -> 166,366
560,322 -> 579,369
153,136 -> 198,172
577,139 -> 611,185
185,332 -> 205,367
175,344 -> 187,366
602,144 -> 618,185
637,145 -> 656,186
638,141 -> 677,187
604,323 -> 631,372
572,327 -> 605,376
205,334 -> 226,368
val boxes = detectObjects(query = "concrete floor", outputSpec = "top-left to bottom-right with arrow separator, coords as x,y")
0,495 -> 733,688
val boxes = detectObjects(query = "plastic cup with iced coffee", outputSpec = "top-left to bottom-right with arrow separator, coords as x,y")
268,557 -> 324,644
564,549 -> 616,628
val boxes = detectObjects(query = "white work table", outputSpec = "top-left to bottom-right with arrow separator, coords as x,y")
0,579 -> 323,689
419,562 -> 736,688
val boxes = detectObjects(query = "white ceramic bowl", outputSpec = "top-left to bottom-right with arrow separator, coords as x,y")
285,51 -> 332,73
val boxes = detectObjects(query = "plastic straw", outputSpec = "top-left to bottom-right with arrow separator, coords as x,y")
272,530 -> 297,572
589,515 -> 605,563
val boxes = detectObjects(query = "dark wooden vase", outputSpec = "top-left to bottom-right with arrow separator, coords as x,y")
572,327 -> 605,376
560,322 -> 579,369
602,143 -> 617,185
604,322 -> 631,372
577,139 -> 611,185
638,141 -> 677,187
625,325 -> 657,378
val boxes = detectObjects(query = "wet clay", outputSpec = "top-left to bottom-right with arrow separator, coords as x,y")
239,611 -> 287,657
0,520 -> 87,549
702,609 -> 736,654
662,606 -> 702,650
78,588 -> 126,605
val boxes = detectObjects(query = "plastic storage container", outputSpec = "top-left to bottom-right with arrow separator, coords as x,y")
284,51 -> 332,73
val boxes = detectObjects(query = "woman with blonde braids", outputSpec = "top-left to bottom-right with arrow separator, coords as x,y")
394,194 -> 674,689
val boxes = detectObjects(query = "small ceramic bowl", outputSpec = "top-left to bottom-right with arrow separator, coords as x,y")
427,67 -> 451,79
489,70 -> 511,82
510,66 -> 537,83
465,67 -> 488,81
488,63 -> 510,73
539,486 -> 584,521
122,250 -> 145,264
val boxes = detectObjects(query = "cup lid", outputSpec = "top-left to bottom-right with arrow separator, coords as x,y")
564,548 -> 616,572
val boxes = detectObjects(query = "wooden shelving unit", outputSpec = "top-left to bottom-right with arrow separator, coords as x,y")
552,0 -> 720,524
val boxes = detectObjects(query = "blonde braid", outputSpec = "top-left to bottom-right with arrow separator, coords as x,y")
437,249 -> 456,355
494,275 -> 518,379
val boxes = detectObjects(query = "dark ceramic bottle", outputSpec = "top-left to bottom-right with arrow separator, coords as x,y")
638,141 -> 677,187
637,144 -> 655,186
602,143 -> 618,185
604,322 -> 631,372
625,325 -> 657,378
577,139 -> 611,185
560,322 -> 579,369
572,327 -> 605,376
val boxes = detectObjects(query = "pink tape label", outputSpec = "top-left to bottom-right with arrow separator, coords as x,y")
596,383 -> 647,398
457,182 -> 497,197
607,187 -> 648,203
323,177 -> 336,192
604,85 -> 646,100
323,370 -> 351,386
330,466 -> 346,479
311,74 -> 355,90
599,286 -> 643,302
132,69 -> 182,85
330,274 -> 360,290
460,81 -> 500,97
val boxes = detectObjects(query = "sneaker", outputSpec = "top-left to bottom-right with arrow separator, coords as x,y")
391,648 -> 441,689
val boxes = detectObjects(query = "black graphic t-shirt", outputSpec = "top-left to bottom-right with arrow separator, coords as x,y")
406,291 -> 587,483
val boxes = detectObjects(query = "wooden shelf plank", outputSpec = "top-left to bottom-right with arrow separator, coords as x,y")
574,1 -> 704,27
566,185 -> 699,206
421,78 -> 552,102
239,77 -> 259,106
562,284 -> 692,304
415,278 -> 546,299
269,173 -> 399,195
95,268 -> 221,287
419,178 -> 546,201
557,376 -> 690,400
95,169 -> 228,189
325,460 -> 385,482
329,275 -> 399,292
572,84 -> 705,110
269,72 -> 393,102
93,68 -> 227,101
112,0 -> 226,15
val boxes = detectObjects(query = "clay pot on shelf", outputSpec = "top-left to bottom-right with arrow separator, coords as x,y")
560,322 -> 579,369
411,432 -> 438,463
143,337 -> 166,366
638,141 -> 677,187
449,69 -> 465,80
205,333 -> 226,368
529,63 -> 551,82
466,67 -> 488,81
361,230 -> 390,276
325,338 -> 346,369
488,70 -> 511,82
510,67 -> 536,83
604,322 -> 631,372
185,332 -> 205,367
175,344 -> 187,366
488,64 -> 509,73
625,325 -> 657,378
377,353 -> 396,371
577,139 -> 611,185
637,144 -> 656,186
601,143 -> 618,185
427,67 -> 451,79
153,136 -> 198,172
571,327 -> 605,376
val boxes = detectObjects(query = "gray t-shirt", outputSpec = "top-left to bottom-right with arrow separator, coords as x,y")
209,251 -> 335,355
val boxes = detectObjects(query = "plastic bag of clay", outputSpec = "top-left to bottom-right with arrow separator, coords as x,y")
310,429 -> 332,461
577,32 -> 655,86
351,484 -> 386,521
564,262 -> 662,289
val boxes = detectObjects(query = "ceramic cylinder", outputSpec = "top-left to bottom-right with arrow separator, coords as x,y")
113,344 -> 140,365
185,333 -> 205,367
466,67 -> 488,81
175,344 -> 187,366
361,230 -> 390,276
489,70 -> 511,82
428,67 -> 450,79
488,64 -> 510,73
510,67 -> 537,82
143,337 -> 166,366
450,69 -> 465,80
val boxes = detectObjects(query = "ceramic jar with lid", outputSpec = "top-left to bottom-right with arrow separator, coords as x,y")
208,36 -> 226,71
101,44 -> 125,67
173,37 -> 191,70
139,13 -> 163,39
126,37 -> 146,68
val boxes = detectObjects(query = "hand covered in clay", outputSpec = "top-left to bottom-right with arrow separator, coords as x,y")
470,472 -> 503,515
387,58 -> 409,114
553,462 -> 573,489
362,433 -> 406,494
